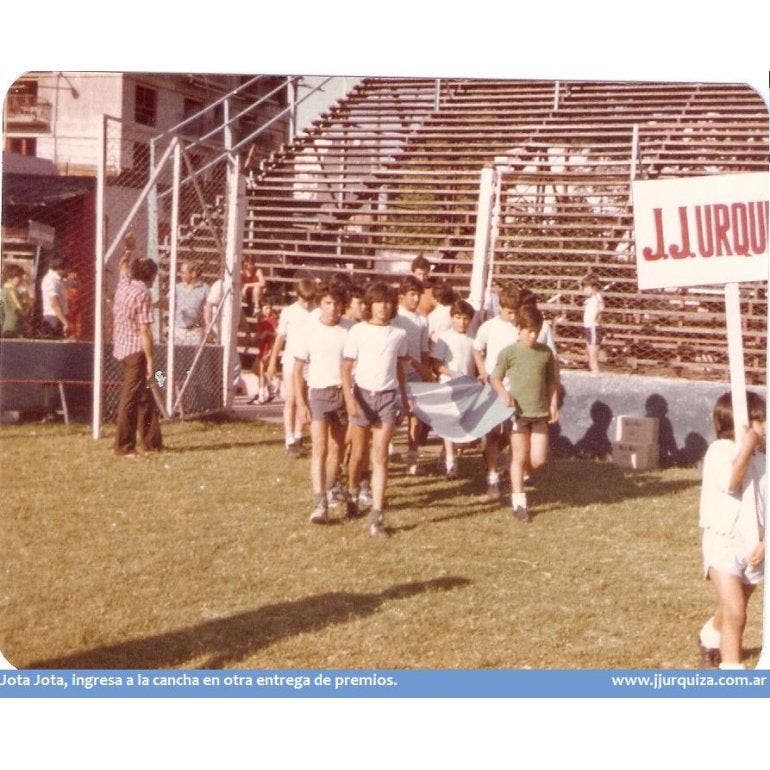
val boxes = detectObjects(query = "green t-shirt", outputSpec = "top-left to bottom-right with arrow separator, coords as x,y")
492,341 -> 557,419
1,285 -> 24,337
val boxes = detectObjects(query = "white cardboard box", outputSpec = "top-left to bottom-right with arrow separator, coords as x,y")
612,440 -> 660,471
616,415 -> 659,444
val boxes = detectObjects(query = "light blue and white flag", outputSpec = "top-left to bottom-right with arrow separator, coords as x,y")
406,375 -> 514,443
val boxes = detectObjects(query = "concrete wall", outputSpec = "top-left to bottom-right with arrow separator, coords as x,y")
556,370 -> 767,467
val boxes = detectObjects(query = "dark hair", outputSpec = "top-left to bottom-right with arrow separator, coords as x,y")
712,391 -> 766,440
450,299 -> 475,319
315,281 -> 348,307
582,274 -> 599,289
49,255 -> 67,272
517,288 -> 537,308
411,255 -> 431,273
363,282 -> 398,321
348,283 -> 365,301
330,272 -> 353,289
259,294 -> 276,307
130,258 -> 159,284
498,286 -> 521,310
2,263 -> 24,282
434,281 -> 457,306
296,278 -> 316,301
516,303 -> 543,333
399,275 -> 423,296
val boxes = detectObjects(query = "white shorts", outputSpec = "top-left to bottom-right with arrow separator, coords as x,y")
702,529 -> 764,586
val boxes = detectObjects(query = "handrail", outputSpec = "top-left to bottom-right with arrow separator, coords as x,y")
151,74 -> 265,145
156,76 -> 336,199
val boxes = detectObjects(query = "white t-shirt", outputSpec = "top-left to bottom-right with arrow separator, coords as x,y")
392,306 -> 429,372
206,279 -> 223,337
472,316 -> 519,373
41,269 -> 68,317
277,301 -> 311,363
699,438 -> 766,542
294,317 -> 348,389
428,303 -> 453,341
431,329 -> 475,382
583,293 -> 604,327
343,321 -> 407,392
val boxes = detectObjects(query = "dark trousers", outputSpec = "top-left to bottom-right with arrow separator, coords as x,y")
115,351 -> 163,454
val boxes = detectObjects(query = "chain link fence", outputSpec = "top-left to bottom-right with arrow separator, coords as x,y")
96,115 -> 233,431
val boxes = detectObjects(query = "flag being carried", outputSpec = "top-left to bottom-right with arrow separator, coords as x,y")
406,374 -> 515,443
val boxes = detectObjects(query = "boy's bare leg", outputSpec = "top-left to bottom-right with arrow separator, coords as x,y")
326,420 -> 347,492
444,438 -> 456,475
347,424 -> 368,494
587,343 -> 600,373
370,422 -> 395,513
528,421 -> 550,474
509,431 -> 529,494
709,569 -> 753,666
282,370 -> 297,447
309,420 -> 329,496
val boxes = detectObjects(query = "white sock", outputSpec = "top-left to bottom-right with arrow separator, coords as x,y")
511,492 -> 527,508
719,662 -> 745,670
445,458 -> 455,471
487,471 -> 500,484
293,432 -> 303,442
699,617 -> 720,650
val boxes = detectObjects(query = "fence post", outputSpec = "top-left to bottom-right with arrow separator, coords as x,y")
165,139 -> 181,417
553,81 -> 560,111
91,114 -> 107,440
434,78 -> 441,111
287,76 -> 297,140
468,163 -> 498,312
148,137 -> 161,340
222,156 -> 245,409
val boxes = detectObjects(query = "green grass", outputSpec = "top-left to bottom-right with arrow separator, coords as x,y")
0,419 -> 763,669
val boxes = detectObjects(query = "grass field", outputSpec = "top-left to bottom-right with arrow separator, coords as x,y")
0,417 -> 763,669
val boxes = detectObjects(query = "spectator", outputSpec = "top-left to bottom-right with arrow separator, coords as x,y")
582,273 -> 604,374
411,254 -> 431,283
65,269 -> 84,340
174,262 -> 209,346
251,295 -> 279,404
416,275 -> 438,318
40,255 -> 70,338
1,263 -> 31,338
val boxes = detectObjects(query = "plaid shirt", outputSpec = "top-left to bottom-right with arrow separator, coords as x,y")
113,272 -> 153,361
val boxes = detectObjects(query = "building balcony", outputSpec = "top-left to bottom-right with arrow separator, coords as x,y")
4,95 -> 52,132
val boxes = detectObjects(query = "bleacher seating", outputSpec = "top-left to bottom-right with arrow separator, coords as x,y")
242,78 -> 769,382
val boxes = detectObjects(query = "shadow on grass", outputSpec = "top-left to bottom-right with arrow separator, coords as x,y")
27,576 -> 471,670
399,457 -> 698,509
163,438 -> 285,454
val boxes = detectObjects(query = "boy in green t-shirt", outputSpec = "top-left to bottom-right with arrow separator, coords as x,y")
490,303 -> 559,522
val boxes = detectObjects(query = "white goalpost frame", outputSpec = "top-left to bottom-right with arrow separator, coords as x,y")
165,140 -> 182,418
91,116 -> 107,440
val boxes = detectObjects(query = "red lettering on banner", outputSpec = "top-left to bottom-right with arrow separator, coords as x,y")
669,206 -> 695,259
713,204 -> 732,256
641,199 -> 768,263
694,205 -> 714,257
642,208 -> 666,261
730,203 -> 749,256
747,200 -> 768,254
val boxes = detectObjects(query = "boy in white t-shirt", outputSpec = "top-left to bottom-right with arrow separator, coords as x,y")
342,282 -> 409,538
427,281 -> 457,342
431,299 -> 476,479
267,278 -> 316,457
698,391 -> 765,669
472,286 -> 520,500
294,283 -> 351,524
581,274 -> 603,374
392,275 -> 433,475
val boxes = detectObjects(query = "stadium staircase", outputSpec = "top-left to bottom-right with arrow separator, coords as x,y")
241,78 -> 769,382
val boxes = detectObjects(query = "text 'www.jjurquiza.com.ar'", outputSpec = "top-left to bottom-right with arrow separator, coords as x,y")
610,673 -> 768,691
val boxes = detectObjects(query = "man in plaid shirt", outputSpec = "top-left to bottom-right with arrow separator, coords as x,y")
112,234 -> 163,456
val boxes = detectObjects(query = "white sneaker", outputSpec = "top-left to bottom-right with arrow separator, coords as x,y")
446,462 -> 458,480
